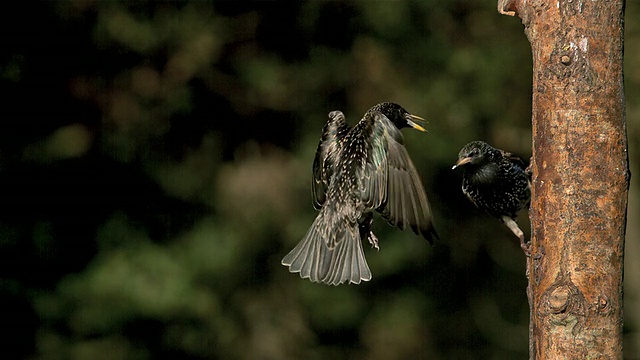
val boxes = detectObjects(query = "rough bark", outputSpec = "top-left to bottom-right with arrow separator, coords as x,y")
497,0 -> 629,359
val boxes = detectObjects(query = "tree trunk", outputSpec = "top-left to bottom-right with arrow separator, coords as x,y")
497,0 -> 629,359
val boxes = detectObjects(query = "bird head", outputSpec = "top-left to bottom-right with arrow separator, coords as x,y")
452,141 -> 493,170
369,102 -> 427,132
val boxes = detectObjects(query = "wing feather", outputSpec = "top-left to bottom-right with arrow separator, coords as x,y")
382,114 -> 438,242
358,112 -> 438,243
312,111 -> 349,209
383,141 -> 437,242
359,112 -> 389,210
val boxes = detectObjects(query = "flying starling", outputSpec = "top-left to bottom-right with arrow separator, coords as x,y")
281,102 -> 438,285
452,141 -> 531,254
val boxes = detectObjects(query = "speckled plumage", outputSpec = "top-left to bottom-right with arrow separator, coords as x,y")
282,102 -> 438,285
453,141 -> 531,253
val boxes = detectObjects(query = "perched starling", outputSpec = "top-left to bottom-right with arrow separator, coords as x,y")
452,141 -> 531,253
282,102 -> 438,285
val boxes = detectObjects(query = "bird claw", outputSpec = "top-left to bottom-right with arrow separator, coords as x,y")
368,232 -> 380,251
521,238 -> 534,279
525,156 -> 534,178
525,246 -> 545,280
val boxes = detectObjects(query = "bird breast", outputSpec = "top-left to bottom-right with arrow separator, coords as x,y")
467,163 -> 500,186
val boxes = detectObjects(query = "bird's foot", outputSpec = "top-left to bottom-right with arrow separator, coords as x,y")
525,156 -> 533,178
522,238 -> 534,279
520,239 -> 532,257
526,246 -> 545,281
368,232 -> 379,251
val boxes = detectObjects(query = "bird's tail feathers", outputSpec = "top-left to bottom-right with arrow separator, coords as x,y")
323,225 -> 371,285
281,210 -> 371,285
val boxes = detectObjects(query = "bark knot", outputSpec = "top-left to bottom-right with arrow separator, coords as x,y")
539,273 -> 587,335
549,286 -> 570,313
594,294 -> 612,315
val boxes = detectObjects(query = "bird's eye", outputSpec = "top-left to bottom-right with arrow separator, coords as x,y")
470,149 -> 479,157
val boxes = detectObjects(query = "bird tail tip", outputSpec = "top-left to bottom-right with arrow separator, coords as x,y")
282,215 -> 371,285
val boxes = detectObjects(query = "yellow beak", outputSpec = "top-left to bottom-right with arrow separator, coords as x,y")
452,157 -> 472,170
406,114 -> 427,132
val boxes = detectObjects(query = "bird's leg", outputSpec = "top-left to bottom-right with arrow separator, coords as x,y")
501,216 -> 531,256
359,213 -> 379,251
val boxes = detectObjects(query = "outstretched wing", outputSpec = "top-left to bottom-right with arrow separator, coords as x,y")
312,110 -> 349,209
359,112 -> 389,211
360,112 -> 438,243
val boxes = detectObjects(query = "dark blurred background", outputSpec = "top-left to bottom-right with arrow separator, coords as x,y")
0,1 -> 638,359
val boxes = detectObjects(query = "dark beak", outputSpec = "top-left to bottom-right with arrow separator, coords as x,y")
405,114 -> 427,132
452,157 -> 472,170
